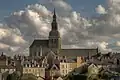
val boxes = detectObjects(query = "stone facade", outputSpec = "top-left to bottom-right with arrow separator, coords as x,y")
29,9 -> 98,58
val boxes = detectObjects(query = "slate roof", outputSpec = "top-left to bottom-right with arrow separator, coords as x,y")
60,49 -> 98,57
30,39 -> 49,48
0,65 -> 15,69
113,53 -> 120,59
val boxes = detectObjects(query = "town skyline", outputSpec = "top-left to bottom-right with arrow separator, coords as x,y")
0,0 -> 120,56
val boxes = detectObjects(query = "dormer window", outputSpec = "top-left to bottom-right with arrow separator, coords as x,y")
27,64 -> 29,67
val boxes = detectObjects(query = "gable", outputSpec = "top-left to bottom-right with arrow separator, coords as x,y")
51,64 -> 59,70
57,77 -> 63,80
60,48 -> 98,57
30,39 -> 49,48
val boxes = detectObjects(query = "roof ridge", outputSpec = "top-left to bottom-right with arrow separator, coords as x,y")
34,39 -> 48,40
61,48 -> 97,50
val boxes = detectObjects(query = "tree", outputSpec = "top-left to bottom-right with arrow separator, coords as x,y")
6,72 -> 20,80
21,74 -> 37,80
6,74 -> 12,80
22,77 -> 37,80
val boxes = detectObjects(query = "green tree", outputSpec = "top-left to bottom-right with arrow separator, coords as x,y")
21,74 -> 37,80
6,72 -> 20,80
6,74 -> 12,80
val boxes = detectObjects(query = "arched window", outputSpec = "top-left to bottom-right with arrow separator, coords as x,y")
34,52 -> 36,56
52,39 -> 55,43
38,52 -> 40,56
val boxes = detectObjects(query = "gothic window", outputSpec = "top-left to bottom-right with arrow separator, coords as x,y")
52,39 -> 55,43
38,52 -> 40,56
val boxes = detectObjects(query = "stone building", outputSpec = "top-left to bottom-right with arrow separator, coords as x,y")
29,9 -> 98,58
29,9 -> 99,80
0,53 -> 23,80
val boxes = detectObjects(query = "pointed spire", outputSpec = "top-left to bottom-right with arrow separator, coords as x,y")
53,8 -> 56,21
53,8 -> 56,17
50,8 -> 58,31
54,8 -> 55,15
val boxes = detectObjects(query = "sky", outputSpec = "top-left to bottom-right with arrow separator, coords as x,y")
0,0 -> 106,20
0,0 -> 120,56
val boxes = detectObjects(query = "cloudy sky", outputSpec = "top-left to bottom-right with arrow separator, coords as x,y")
0,0 -> 119,56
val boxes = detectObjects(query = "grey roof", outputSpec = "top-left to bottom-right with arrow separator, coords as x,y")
60,49 -> 98,57
0,65 -> 15,69
30,39 -> 49,48
113,53 -> 120,59
46,50 -> 56,59
65,58 -> 76,63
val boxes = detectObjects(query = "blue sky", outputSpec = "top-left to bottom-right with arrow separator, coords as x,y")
0,0 -> 106,21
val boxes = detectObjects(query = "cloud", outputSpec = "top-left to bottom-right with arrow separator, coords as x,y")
51,0 -> 72,11
0,27 -> 26,46
0,43 -> 10,49
1,0 -> 120,55
96,5 -> 107,14
116,41 -> 120,46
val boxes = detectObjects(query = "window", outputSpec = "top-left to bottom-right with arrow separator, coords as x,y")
29,69 -> 31,72
25,69 -> 28,72
34,52 -> 36,56
53,39 -> 55,43
33,69 -> 34,72
66,70 -> 68,73
35,69 -> 37,72
66,65 -> 67,68
41,69 -> 43,72
62,65 -> 64,68
38,52 -> 40,56
62,70 -> 64,74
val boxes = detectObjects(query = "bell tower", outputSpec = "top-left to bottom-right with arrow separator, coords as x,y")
49,9 -> 61,54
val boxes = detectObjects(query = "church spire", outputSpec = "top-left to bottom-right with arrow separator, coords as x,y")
51,8 -> 58,30
53,8 -> 56,20
48,8 -> 61,53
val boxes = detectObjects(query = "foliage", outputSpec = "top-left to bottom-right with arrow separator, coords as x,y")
6,72 -> 21,80
63,63 -> 120,80
21,74 -> 37,80
22,77 -> 37,80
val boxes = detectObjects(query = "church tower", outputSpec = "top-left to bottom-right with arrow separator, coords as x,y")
49,9 -> 61,54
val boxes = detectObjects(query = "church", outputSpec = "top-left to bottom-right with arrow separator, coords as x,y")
29,9 -> 98,58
